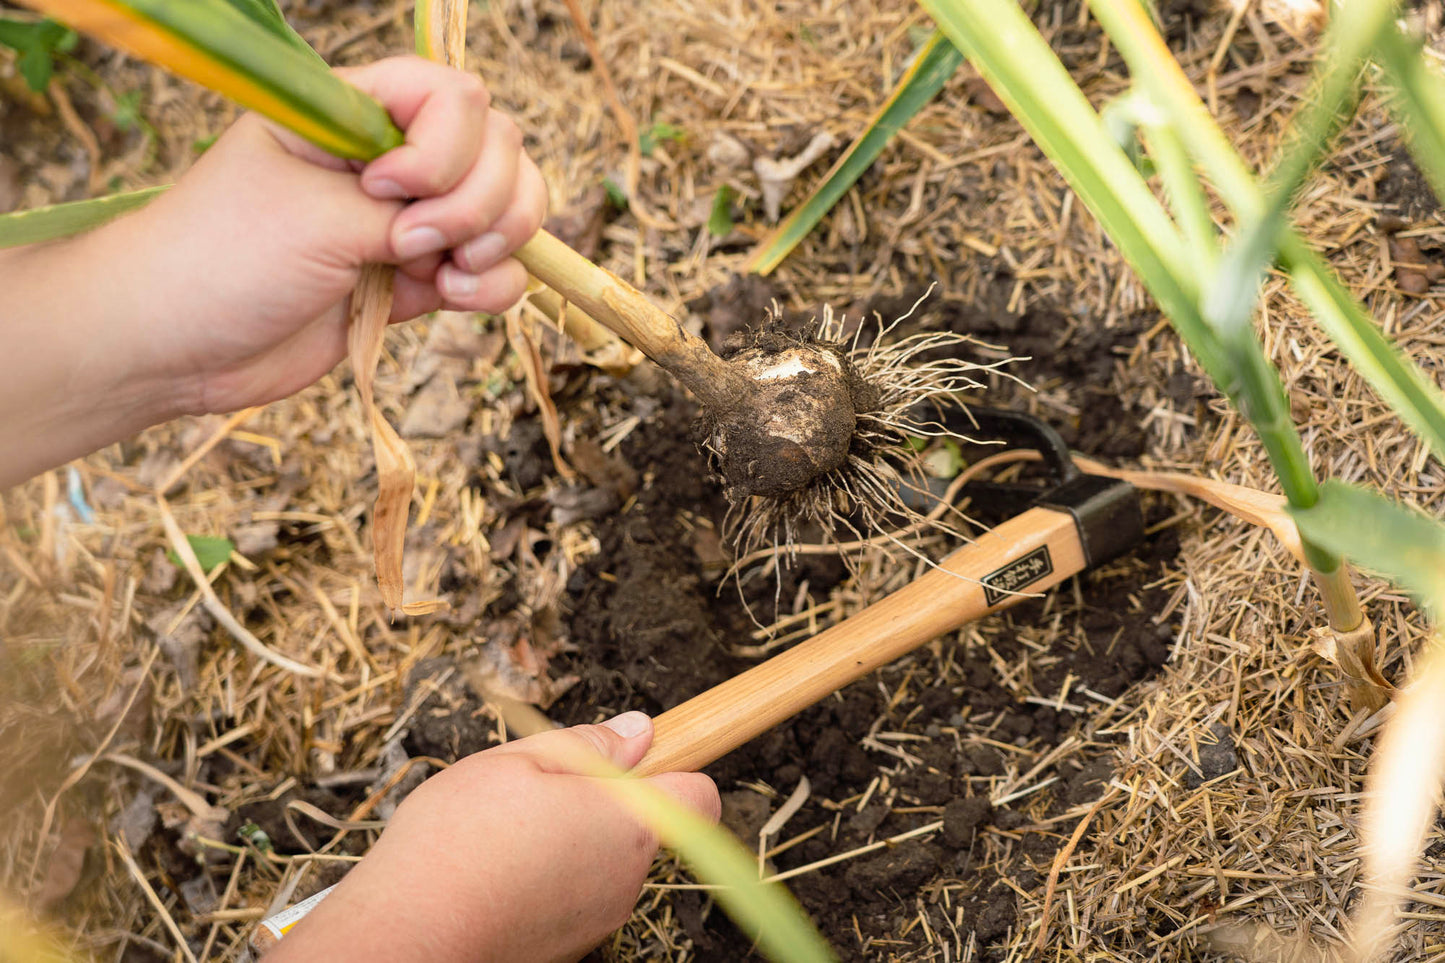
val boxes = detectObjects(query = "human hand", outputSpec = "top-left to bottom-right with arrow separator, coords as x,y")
263,712 -> 720,963
102,55 -> 548,417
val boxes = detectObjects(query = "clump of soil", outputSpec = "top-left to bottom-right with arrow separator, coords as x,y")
1376,143 -> 1441,223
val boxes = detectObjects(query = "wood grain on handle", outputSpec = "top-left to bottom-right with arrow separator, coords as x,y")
632,506 -> 1087,778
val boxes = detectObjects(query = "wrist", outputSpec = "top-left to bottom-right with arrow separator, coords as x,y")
0,221 -> 197,488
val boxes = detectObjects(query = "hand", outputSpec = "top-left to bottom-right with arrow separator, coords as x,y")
0,55 -> 549,489
111,55 -> 548,416
264,712 -> 720,963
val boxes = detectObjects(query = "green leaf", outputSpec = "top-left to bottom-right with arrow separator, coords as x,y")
707,185 -> 737,237
111,88 -> 143,130
639,120 -> 686,157
602,176 -> 628,210
610,779 -> 836,962
0,16 -> 76,91
218,0 -> 324,63
0,185 -> 170,248
1291,481 -> 1445,613
1281,237 -> 1445,459
18,43 -> 53,90
1376,25 -> 1445,227
21,0 -> 399,160
931,0 -> 1340,577
168,534 -> 235,574
744,28 -> 963,276
1202,0 -> 1391,346
0,17 -> 59,51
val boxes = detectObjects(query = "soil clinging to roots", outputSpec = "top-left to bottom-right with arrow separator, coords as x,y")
704,295 -> 1018,563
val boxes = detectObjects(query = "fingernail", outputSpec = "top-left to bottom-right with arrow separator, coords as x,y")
395,225 -> 447,260
601,711 -> 651,739
459,231 -> 508,272
440,268 -> 479,299
366,177 -> 407,200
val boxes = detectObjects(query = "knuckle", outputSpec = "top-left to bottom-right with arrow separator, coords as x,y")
571,724 -> 619,760
413,163 -> 450,198
458,74 -> 491,113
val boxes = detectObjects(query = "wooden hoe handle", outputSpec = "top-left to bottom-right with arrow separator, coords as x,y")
632,505 -> 1089,778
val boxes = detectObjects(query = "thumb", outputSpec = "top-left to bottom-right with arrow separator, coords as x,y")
206,115 -> 405,267
492,711 -> 655,775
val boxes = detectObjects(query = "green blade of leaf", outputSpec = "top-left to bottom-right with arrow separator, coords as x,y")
15,0 -> 400,159
492,700 -> 836,963
744,28 -> 963,276
168,534 -> 236,574
1090,0 -> 1445,462
1279,235 -> 1445,456
0,16 -> 56,50
919,0 -> 1231,389
1202,0 -> 1391,353
1138,112 -> 1216,270
219,0 -> 323,63
0,185 -> 169,248
611,779 -> 836,963
1206,0 -> 1391,345
935,0 -> 1340,578
18,43 -> 54,89
708,184 -> 737,238
1291,480 -> 1445,612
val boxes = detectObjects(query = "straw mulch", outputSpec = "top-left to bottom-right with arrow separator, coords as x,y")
3,0 -> 1444,959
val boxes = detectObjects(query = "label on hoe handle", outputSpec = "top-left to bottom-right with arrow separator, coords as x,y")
981,545 -> 1053,605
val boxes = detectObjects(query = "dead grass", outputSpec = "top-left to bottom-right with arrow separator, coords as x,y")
4,0 -> 1445,960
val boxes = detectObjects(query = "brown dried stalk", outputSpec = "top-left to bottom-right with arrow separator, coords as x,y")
347,265 -> 443,616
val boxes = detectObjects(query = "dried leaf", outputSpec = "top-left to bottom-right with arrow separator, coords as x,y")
35,818 -> 93,911
1073,456 -> 1303,560
400,373 -> 471,439
400,599 -> 449,616
505,308 -> 576,482
348,264 -> 441,614
754,131 -> 835,223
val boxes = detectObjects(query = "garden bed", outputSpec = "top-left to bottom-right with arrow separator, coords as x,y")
4,0 -> 1445,960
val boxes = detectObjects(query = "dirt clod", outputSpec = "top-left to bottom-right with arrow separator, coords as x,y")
943,797 -> 993,849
